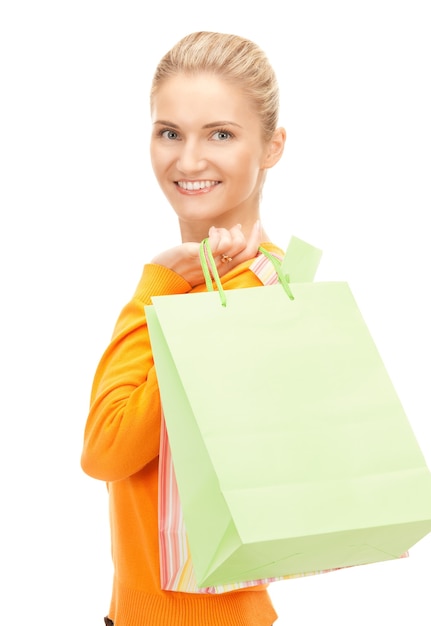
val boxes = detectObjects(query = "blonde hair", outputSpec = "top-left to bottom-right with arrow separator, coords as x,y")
150,31 -> 280,141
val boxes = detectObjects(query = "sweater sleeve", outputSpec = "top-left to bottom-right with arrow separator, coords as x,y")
81,264 -> 191,482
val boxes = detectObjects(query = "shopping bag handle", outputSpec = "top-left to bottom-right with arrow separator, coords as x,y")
199,238 -> 227,306
257,246 -> 295,300
199,238 -> 294,307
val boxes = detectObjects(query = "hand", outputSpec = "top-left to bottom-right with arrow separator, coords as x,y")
150,220 -> 263,287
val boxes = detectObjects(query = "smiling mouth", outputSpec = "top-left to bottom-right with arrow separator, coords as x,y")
176,180 -> 220,191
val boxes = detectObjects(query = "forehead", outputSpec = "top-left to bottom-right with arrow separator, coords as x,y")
151,73 -> 258,124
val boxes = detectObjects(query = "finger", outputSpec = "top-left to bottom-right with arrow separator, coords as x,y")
208,225 -> 245,257
207,226 -> 227,255
226,224 -> 246,255
225,220 -> 262,265
207,222 -> 261,271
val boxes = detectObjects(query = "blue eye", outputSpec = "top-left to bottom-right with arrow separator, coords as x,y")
161,129 -> 179,140
212,130 -> 232,141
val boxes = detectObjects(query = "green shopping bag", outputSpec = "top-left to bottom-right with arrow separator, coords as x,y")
146,238 -> 431,589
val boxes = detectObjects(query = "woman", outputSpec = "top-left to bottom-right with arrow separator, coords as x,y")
81,31 -> 286,626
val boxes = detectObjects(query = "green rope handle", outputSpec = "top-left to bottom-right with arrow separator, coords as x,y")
199,239 -> 294,307
199,238 -> 227,306
257,246 -> 294,300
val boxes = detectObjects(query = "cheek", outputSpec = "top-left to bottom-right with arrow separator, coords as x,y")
230,151 -> 264,185
150,145 -> 167,179
149,143 -> 157,169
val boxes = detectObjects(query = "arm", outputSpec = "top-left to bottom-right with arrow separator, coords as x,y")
81,263 -> 191,482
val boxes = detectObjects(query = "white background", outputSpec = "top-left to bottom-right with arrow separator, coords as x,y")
1,1 -> 430,624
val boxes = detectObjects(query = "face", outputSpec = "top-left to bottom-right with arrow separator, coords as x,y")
150,73 -> 282,239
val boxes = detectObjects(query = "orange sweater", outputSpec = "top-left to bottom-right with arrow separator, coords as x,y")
81,244 -> 282,626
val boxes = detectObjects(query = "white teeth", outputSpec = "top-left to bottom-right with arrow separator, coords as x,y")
178,180 -> 218,190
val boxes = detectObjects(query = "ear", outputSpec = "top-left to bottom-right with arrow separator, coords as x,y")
262,127 -> 286,169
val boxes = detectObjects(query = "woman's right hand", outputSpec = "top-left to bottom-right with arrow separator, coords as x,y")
150,220 -> 263,287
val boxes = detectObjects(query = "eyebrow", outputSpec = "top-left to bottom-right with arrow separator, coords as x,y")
153,119 -> 242,129
202,121 -> 242,129
153,120 -> 180,128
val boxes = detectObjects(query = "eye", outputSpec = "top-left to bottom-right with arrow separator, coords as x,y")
160,129 -> 180,140
211,129 -> 233,141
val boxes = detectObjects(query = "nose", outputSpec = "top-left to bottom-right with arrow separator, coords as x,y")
176,138 -> 206,174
